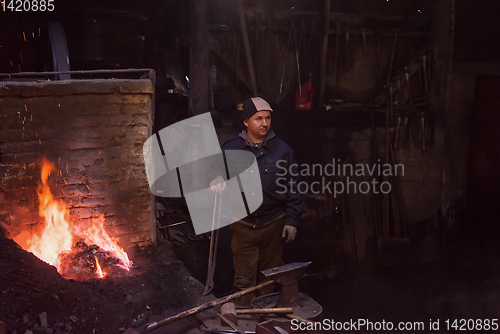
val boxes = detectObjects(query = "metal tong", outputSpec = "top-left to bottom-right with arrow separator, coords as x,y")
203,192 -> 222,295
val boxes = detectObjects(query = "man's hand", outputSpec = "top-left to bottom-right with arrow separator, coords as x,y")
282,225 -> 297,243
209,176 -> 226,194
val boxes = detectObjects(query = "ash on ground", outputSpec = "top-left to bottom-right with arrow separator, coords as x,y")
0,227 -> 206,334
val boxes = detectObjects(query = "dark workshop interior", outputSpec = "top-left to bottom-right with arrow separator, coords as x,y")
1,0 -> 500,333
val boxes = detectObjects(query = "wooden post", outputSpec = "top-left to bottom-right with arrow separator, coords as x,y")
237,0 -> 258,97
333,19 -> 341,88
444,0 -> 455,113
319,0 -> 331,106
383,33 -> 397,237
189,0 -> 210,115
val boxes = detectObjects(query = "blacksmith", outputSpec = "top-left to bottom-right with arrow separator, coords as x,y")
209,97 -> 303,305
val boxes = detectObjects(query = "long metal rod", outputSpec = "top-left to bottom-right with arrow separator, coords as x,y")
0,68 -> 154,78
279,27 -> 293,94
292,20 -> 302,96
204,193 -> 222,296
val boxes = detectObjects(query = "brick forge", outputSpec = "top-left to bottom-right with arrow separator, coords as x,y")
0,79 -> 155,252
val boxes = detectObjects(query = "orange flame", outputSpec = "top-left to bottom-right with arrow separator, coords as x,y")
95,256 -> 106,278
17,159 -> 74,270
76,214 -> 132,271
13,158 -> 132,278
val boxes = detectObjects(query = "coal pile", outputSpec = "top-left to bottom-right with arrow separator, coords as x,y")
58,239 -> 128,280
0,227 -> 206,334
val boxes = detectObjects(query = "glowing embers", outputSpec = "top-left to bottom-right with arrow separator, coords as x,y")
12,158 -> 132,280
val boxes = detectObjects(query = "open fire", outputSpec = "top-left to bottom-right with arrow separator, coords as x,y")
10,158 -> 132,280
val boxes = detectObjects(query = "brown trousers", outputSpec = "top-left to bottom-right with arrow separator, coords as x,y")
229,217 -> 286,306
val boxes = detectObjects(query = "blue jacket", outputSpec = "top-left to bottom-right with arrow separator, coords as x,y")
210,134 -> 303,227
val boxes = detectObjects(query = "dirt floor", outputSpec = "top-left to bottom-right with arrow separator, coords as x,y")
0,227 -> 207,334
2,207 -> 500,334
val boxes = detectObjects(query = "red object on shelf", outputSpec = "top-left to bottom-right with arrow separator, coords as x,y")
293,74 -> 315,110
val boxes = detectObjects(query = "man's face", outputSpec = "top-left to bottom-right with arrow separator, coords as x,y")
244,110 -> 271,140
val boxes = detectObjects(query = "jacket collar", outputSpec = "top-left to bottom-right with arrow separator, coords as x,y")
239,130 -> 276,150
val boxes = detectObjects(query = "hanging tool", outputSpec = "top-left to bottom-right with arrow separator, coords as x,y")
333,19 -> 341,88
306,17 -> 317,72
231,13 -> 241,86
426,52 -> 432,84
382,31 -> 399,237
279,23 -> 293,95
398,76 -> 410,150
404,70 -> 417,150
422,54 -> 428,91
404,71 -> 413,104
418,66 -> 423,92
203,192 -> 222,296
405,71 -> 423,150
394,112 -> 402,150
236,41 -> 240,85
266,15 -> 272,82
293,19 -> 314,110
291,19 -> 302,96
293,72 -> 314,110
361,29 -> 368,57
421,111 -> 426,151
389,85 -> 394,120
345,28 -> 350,68
386,32 -> 398,83
394,78 -> 405,150
237,0 -> 257,96
253,14 -> 261,75
374,32 -> 383,79
319,0 -> 331,105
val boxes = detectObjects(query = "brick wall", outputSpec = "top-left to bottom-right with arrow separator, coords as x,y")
0,79 -> 154,250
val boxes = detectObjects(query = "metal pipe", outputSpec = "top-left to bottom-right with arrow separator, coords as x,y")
0,68 -> 154,78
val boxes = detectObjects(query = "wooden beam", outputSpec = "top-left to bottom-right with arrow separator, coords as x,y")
237,0 -> 258,97
209,25 -> 432,38
319,0 -> 331,106
246,7 -> 320,20
189,0 -> 210,115
329,12 -> 406,22
209,24 -> 289,33
328,29 -> 431,37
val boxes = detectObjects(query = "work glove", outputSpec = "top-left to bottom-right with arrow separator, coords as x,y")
282,225 -> 297,243
209,176 -> 226,195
